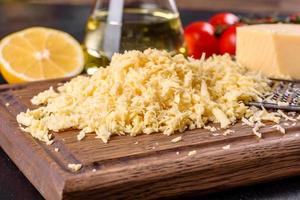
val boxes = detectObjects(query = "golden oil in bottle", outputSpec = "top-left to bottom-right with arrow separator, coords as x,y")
83,8 -> 186,74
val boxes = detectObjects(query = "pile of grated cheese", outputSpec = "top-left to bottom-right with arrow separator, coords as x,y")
16,49 -> 280,143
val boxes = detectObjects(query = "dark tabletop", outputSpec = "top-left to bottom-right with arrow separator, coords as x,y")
1,3 -> 300,200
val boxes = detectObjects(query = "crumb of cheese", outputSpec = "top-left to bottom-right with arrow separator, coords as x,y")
242,117 -> 255,127
16,49 -> 275,143
54,148 -> 59,152
77,131 -> 86,141
272,124 -> 286,134
204,126 -> 217,132
277,110 -> 296,122
242,107 -> 280,138
188,150 -> 197,156
171,136 -> 182,143
223,129 -> 235,135
252,121 -> 265,138
46,140 -> 54,145
68,163 -> 82,172
222,144 -> 231,150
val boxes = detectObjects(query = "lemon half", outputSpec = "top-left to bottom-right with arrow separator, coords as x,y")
0,27 -> 84,83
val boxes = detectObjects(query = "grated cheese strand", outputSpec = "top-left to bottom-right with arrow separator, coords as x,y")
272,124 -> 286,134
222,144 -> 231,150
188,150 -> 197,156
16,49 -> 274,143
252,121 -> 265,138
277,110 -> 296,122
171,136 -> 182,143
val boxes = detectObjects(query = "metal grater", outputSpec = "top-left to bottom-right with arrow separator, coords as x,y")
248,80 -> 300,111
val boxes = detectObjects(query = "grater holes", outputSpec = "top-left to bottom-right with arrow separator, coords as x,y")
281,94 -> 288,102
271,93 -> 280,101
249,80 -> 300,111
291,98 -> 298,105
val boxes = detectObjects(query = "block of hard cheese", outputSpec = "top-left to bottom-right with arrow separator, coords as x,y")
236,24 -> 300,80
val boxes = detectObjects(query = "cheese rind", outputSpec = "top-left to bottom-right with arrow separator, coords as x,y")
237,24 -> 300,80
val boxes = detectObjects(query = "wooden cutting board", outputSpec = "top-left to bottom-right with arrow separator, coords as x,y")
1,79 -> 300,200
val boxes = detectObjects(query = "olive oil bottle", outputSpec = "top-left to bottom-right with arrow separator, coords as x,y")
83,8 -> 185,74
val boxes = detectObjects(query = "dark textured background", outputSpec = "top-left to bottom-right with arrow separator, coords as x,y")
0,3 -> 300,200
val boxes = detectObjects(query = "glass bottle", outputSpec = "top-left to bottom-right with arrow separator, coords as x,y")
83,0 -> 185,74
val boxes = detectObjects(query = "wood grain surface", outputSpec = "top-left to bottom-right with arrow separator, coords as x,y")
0,79 -> 300,200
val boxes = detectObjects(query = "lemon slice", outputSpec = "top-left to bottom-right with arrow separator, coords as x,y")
0,27 -> 84,83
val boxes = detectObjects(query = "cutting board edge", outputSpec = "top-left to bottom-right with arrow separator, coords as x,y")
59,133 -> 300,199
2,113 -> 300,200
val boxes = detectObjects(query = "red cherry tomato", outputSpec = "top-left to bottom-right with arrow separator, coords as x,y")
184,21 -> 218,58
218,24 -> 242,55
209,12 -> 239,35
289,13 -> 300,23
